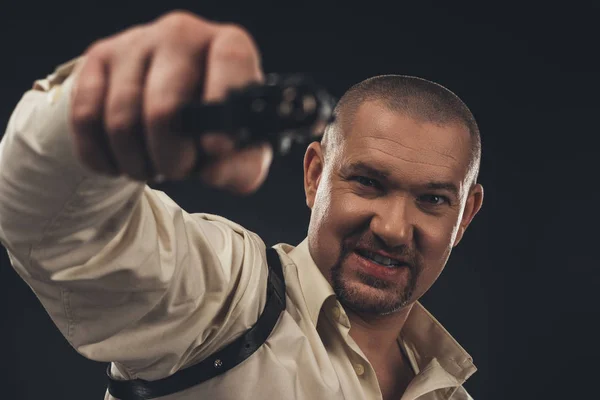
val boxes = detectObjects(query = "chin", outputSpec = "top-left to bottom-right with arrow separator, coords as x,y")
332,272 -> 413,316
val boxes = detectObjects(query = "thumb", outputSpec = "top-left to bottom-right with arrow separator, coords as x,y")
199,142 -> 273,195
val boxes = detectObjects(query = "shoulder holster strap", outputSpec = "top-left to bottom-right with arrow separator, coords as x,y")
106,248 -> 286,400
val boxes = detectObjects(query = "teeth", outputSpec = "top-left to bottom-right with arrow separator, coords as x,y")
359,250 -> 399,267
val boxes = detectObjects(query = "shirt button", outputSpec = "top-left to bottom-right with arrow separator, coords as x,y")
332,306 -> 341,320
354,363 -> 365,376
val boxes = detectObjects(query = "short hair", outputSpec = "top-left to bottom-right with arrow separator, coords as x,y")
322,75 -> 482,188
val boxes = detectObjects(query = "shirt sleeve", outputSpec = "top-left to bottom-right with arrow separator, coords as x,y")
0,60 -> 268,381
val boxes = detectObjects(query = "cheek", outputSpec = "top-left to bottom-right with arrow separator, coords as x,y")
310,179 -> 332,230
411,233 -> 451,299
321,187 -> 372,236
308,180 -> 336,267
418,218 -> 458,267
309,185 -> 371,266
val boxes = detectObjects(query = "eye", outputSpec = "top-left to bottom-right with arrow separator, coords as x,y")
352,176 -> 379,188
419,194 -> 450,206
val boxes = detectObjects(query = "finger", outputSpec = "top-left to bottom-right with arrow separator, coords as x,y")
143,47 -> 211,180
191,133 -> 237,178
203,24 -> 263,103
199,132 -> 236,155
142,12 -> 220,180
70,45 -> 118,176
104,34 -> 152,181
199,142 -> 273,195
196,25 -> 264,177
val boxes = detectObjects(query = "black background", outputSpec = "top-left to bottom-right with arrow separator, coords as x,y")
1,1 -> 599,399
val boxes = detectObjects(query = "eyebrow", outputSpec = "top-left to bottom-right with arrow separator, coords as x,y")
425,182 -> 460,198
341,161 -> 390,180
342,161 -> 460,198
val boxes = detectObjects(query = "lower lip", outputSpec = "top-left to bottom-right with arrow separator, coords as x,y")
348,251 -> 409,280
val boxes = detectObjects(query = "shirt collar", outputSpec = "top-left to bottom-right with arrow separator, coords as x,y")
400,302 -> 477,385
277,237 -> 476,384
277,238 -> 336,326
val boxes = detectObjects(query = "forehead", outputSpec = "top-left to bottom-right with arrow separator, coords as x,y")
338,101 -> 472,184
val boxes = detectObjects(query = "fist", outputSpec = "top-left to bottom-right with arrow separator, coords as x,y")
70,11 -> 273,194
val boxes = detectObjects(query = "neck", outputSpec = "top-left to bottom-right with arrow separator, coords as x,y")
346,303 -> 414,358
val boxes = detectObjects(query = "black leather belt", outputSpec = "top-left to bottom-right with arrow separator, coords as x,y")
107,247 -> 286,399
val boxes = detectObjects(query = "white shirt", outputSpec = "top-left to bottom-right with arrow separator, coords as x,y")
0,58 -> 476,400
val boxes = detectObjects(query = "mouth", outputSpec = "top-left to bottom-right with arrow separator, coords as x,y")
354,248 -> 408,268
347,248 -> 412,282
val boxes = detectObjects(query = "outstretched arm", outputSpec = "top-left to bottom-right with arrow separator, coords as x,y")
0,11 -> 273,381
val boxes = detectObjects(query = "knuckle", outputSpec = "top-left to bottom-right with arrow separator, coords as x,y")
76,68 -> 105,93
85,39 -> 112,59
71,82 -> 104,124
126,24 -> 147,37
105,89 -> 141,135
119,24 -> 150,48
161,10 -> 194,23
211,42 -> 257,67
71,101 -> 100,129
220,23 -> 251,40
105,112 -> 135,138
145,99 -> 178,126
159,10 -> 205,35
213,25 -> 259,64
111,85 -> 141,105
87,26 -> 148,59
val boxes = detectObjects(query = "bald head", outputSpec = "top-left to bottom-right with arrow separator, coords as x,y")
322,75 -> 482,187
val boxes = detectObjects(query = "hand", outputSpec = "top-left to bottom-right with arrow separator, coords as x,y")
70,10 -> 273,195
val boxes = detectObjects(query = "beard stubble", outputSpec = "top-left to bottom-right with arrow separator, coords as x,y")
329,239 -> 420,316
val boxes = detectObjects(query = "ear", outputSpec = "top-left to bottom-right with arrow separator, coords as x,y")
452,183 -> 484,247
304,141 -> 325,209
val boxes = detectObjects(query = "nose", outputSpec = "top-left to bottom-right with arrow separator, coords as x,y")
369,197 -> 414,249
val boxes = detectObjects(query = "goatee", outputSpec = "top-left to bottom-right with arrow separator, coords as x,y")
329,240 -> 420,316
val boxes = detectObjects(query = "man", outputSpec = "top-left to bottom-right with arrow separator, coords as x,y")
0,10 -> 483,400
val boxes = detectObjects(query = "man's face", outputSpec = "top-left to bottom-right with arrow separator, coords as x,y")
303,101 -> 483,316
